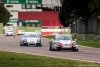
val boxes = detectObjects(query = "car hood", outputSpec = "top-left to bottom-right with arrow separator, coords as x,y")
59,40 -> 72,44
23,38 -> 37,40
7,32 -> 13,33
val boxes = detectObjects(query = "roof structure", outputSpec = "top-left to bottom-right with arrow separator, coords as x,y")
42,0 -> 61,9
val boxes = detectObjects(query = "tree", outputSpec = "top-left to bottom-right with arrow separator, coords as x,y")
89,0 -> 100,34
59,0 -> 91,27
0,4 -> 10,26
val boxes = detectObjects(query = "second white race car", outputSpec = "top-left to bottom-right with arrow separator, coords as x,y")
20,32 -> 42,46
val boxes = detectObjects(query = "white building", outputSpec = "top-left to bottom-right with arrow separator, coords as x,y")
4,0 -> 42,26
4,0 -> 61,27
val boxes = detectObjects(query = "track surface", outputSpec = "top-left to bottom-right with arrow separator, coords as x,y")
0,35 -> 100,63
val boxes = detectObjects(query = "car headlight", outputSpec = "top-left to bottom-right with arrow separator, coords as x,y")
37,39 -> 41,43
72,42 -> 77,46
23,39 -> 27,42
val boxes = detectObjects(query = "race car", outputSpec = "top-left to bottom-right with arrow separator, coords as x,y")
17,30 -> 25,35
5,30 -> 15,36
49,34 -> 78,51
20,32 -> 42,46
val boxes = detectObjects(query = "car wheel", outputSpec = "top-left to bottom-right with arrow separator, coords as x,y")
49,46 -> 52,51
20,41 -> 23,46
36,43 -> 42,46
75,49 -> 78,52
71,47 -> 78,52
27,43 -> 29,46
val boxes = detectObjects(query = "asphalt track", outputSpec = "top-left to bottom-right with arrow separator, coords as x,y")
0,34 -> 100,63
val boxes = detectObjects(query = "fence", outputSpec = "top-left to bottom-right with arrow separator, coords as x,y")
76,34 -> 100,41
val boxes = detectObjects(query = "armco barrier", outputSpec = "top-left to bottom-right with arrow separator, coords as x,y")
42,29 -> 62,36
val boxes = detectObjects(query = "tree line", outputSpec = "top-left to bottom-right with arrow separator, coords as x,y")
59,0 -> 100,27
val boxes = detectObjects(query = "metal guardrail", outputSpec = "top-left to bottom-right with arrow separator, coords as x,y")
76,34 -> 100,40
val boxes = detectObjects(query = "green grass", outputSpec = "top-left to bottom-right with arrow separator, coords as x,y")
0,50 -> 100,67
18,26 -> 42,32
43,35 -> 100,48
62,32 -> 70,34
77,40 -> 100,48
43,35 -> 54,39
0,23 -> 3,34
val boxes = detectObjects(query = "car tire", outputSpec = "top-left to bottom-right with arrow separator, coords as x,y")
20,42 -> 23,46
71,47 -> 78,52
57,47 -> 62,51
49,46 -> 52,51
36,43 -> 42,47
75,49 -> 78,52
22,43 -> 28,46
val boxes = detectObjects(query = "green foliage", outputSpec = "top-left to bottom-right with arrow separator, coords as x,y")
77,40 -> 100,48
59,0 -> 100,27
89,0 -> 100,17
0,4 -> 10,26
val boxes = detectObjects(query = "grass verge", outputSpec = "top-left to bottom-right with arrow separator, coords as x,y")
43,35 -> 100,48
0,50 -> 100,67
62,32 -> 70,34
18,26 -> 42,32
0,23 -> 3,34
77,40 -> 100,48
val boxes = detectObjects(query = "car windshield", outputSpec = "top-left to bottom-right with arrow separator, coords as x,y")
57,35 -> 72,40
23,34 -> 37,38
7,31 -> 13,32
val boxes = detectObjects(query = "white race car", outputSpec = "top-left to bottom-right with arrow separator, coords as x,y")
49,34 -> 78,51
20,32 -> 42,46
5,30 -> 15,36
17,30 -> 25,35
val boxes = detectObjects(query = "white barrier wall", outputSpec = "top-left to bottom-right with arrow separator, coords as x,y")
42,29 -> 62,32
42,29 -> 70,32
